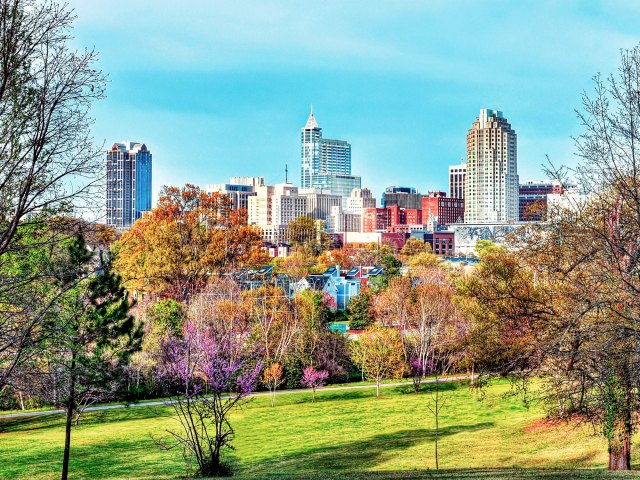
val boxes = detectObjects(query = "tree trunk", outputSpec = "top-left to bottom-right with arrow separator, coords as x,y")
18,391 -> 24,410
376,378 -> 380,398
434,373 -> 439,470
61,355 -> 76,480
608,431 -> 631,470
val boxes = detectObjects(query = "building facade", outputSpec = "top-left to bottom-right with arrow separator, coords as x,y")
346,188 -> 376,213
382,186 -> 423,210
299,188 -> 342,228
106,141 -> 152,231
449,163 -> 466,200
464,109 -> 519,223
518,181 -> 564,221
204,183 -> 256,211
311,173 -> 361,208
422,191 -> 465,226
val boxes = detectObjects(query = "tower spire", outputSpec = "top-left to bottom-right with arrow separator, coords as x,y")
310,103 -> 313,115
285,164 -> 289,184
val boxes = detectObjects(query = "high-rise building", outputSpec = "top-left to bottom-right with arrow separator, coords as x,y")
106,141 -> 152,231
464,109 -> 518,223
382,186 -> 422,210
300,108 -> 353,205
449,163 -> 466,200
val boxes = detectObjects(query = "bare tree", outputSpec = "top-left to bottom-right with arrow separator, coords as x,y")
0,0 -> 106,387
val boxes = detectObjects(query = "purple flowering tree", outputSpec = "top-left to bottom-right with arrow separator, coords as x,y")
410,357 -> 433,394
157,321 -> 261,476
300,366 -> 329,402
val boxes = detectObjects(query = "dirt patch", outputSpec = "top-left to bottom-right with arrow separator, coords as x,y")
523,417 -> 566,433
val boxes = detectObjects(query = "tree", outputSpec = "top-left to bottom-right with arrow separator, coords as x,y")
20,234 -> 141,480
262,362 -> 284,407
350,326 -> 405,398
114,184 -> 268,301
287,216 -> 330,255
131,299 -> 185,392
372,253 -> 402,289
400,238 -> 431,260
347,290 -> 375,330
300,366 -> 329,402
157,317 -> 261,476
317,249 -> 354,272
247,286 -> 297,365
0,0 -> 106,388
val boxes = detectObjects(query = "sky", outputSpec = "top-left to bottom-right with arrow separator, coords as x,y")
67,0 -> 640,203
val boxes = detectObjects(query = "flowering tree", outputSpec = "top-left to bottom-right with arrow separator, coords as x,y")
158,321 -> 261,476
300,366 -> 329,402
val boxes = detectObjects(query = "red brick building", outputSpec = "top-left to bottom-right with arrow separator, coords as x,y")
364,206 -> 423,232
363,208 -> 391,232
421,191 -> 464,226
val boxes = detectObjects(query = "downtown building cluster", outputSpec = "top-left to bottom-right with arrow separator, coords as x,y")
106,108 -> 583,255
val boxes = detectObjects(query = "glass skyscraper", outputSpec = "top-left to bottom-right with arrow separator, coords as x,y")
300,108 -> 352,190
106,141 -> 152,231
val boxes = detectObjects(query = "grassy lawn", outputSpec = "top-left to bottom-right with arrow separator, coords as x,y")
0,380 -> 637,479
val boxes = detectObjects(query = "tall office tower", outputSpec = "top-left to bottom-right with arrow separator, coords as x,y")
449,163 -> 466,200
106,141 -> 152,231
464,109 -> 518,223
300,107 -> 352,191
382,186 -> 422,210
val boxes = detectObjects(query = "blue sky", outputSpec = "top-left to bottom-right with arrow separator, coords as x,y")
68,0 -> 640,203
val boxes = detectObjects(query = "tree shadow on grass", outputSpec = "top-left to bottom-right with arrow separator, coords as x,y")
0,404 -> 172,433
246,423 -> 494,475
234,468 -> 638,480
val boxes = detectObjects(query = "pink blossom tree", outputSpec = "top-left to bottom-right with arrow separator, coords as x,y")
157,321 -> 261,476
300,366 -> 329,402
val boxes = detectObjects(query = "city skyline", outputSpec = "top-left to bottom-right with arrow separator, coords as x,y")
67,1 -> 640,202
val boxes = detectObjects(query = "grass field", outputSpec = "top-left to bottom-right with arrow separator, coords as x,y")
1,380 -> 638,479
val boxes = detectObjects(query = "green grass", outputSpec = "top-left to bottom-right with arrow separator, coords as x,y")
0,380 -> 637,479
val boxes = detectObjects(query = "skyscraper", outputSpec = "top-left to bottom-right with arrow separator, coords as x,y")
300,107 -> 352,192
106,141 -> 152,231
464,109 -> 518,223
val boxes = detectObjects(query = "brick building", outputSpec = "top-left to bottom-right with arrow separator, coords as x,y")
421,191 -> 464,226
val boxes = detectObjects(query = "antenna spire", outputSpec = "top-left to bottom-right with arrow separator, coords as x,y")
285,164 -> 289,183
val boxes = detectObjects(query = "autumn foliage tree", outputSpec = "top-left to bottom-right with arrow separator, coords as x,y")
350,326 -> 405,398
114,184 -> 268,301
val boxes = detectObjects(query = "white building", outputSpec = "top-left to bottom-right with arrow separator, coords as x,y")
248,184 -> 274,226
204,182 -> 256,211
299,188 -> 342,228
449,163 -> 466,200
448,222 -> 524,256
330,205 -> 361,233
464,109 -> 519,223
